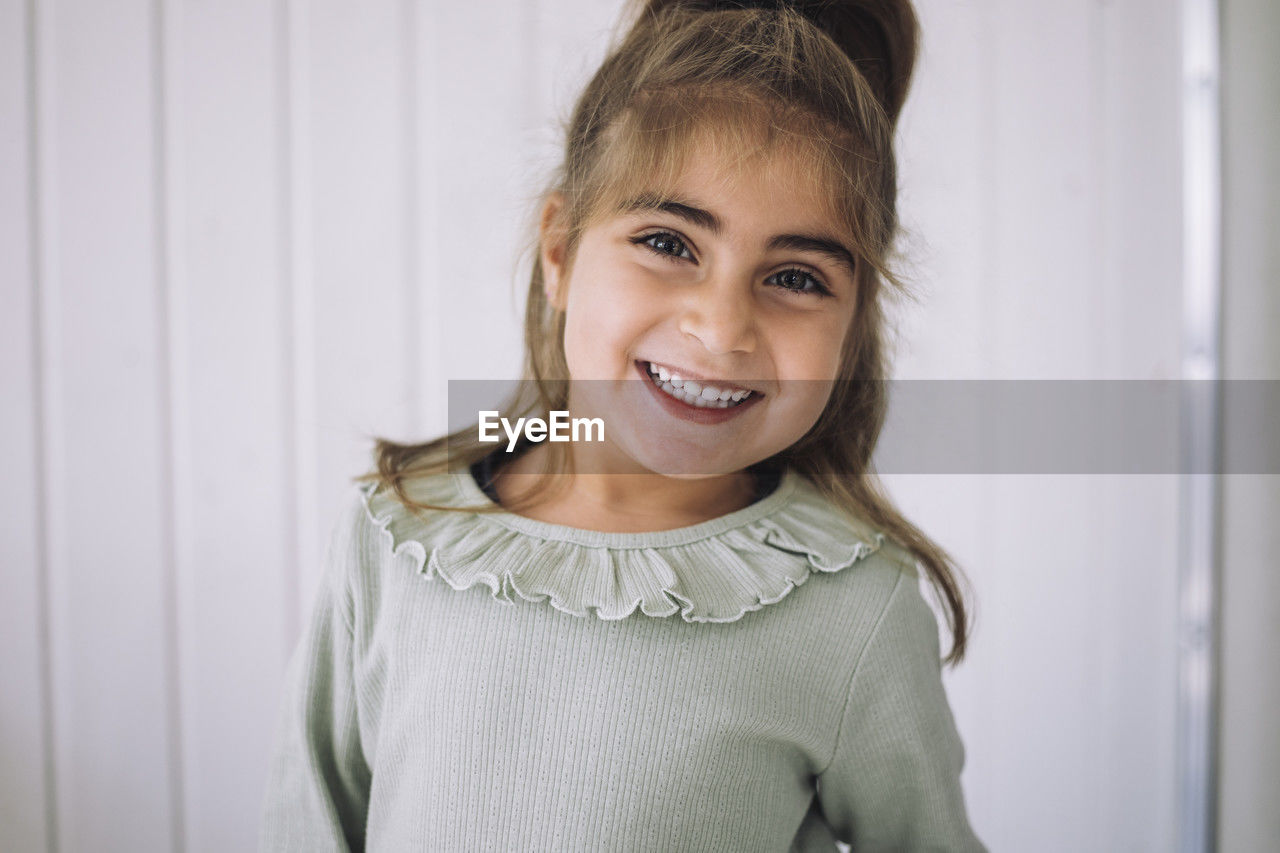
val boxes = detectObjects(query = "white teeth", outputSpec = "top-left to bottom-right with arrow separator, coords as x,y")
661,382 -> 730,408
644,361 -> 754,409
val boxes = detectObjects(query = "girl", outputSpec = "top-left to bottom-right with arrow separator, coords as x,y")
261,0 -> 986,850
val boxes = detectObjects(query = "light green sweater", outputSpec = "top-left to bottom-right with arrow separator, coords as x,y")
259,463 -> 986,851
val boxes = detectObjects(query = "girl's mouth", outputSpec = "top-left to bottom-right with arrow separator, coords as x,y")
633,360 -> 763,425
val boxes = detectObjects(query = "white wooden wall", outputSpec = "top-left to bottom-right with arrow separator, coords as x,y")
888,1 -> 1184,849
2,1 -> 1272,851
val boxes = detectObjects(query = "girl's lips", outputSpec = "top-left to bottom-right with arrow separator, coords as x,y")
632,360 -> 763,425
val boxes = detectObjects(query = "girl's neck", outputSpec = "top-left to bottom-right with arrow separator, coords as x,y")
488,442 -> 762,533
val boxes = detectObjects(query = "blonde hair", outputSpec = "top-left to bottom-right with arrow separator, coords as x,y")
361,0 -> 976,666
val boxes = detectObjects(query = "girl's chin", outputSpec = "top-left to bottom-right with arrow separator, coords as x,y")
603,433 -> 754,479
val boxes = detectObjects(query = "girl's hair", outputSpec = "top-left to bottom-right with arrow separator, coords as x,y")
359,0 -> 975,666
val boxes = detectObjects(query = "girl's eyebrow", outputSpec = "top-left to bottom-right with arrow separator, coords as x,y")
618,193 -> 858,279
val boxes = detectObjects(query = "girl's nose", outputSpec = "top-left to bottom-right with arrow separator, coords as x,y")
677,275 -> 757,355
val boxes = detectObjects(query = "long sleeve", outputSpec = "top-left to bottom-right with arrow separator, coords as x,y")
260,495 -> 373,852
815,568 -> 987,852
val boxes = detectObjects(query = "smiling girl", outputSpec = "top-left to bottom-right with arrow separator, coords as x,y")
261,1 -> 987,850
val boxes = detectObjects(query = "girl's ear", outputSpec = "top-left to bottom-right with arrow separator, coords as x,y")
539,191 -> 569,310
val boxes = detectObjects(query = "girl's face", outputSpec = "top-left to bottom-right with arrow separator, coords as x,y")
541,142 -> 858,479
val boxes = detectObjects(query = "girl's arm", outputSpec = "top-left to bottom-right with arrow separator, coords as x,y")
815,566 -> 987,852
260,493 -> 373,852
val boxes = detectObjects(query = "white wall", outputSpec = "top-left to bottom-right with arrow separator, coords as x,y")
1,0 -> 1273,850
889,1 -> 1182,849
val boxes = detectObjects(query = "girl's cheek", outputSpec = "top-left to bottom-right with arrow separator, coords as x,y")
602,268 -> 667,311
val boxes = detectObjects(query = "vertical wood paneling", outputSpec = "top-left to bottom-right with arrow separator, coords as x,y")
409,0 -> 627,436
972,1 -> 1178,847
1094,476 -> 1179,849
305,0 -> 415,611
530,0 -> 628,135
411,0 -> 445,440
893,2 -> 1183,851
895,0 -> 991,379
1096,0 -> 1182,379
283,0 -> 317,651
969,6 -> 1063,373
400,0 -> 423,438
987,0 -> 1100,378
0,0 -> 52,849
164,1 -> 295,849
36,0 -> 178,849
427,0 -> 550,384
889,5 -> 998,836
1090,6 -> 1182,849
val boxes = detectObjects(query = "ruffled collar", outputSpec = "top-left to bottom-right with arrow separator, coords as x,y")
361,462 -> 890,623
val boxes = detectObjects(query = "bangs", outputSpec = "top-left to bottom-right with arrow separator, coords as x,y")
574,88 -> 888,273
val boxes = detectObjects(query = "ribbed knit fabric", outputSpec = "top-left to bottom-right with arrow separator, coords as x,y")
259,462 -> 987,852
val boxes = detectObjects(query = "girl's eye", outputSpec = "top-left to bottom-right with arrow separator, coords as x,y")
768,268 -> 834,298
632,231 -> 834,299
634,231 -> 693,261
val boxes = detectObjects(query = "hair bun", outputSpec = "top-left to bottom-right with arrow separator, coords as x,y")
638,0 -> 919,127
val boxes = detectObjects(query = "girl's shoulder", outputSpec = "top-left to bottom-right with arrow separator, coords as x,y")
350,464 -> 920,626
